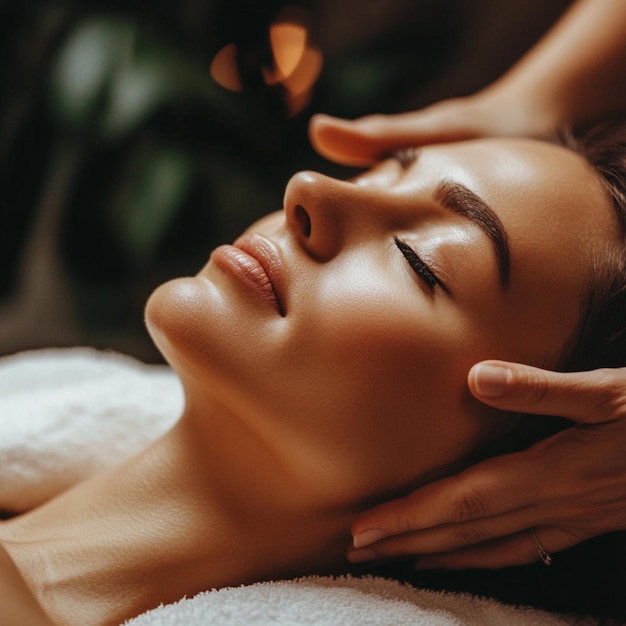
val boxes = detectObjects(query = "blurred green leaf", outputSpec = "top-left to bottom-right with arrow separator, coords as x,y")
49,16 -> 209,141
49,13 -> 275,150
116,146 -> 193,263
100,53 -> 175,140
49,16 -> 135,133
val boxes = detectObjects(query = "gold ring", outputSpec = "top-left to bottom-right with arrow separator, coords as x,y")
530,528 -> 552,566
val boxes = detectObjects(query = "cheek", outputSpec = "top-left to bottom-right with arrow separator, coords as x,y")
251,270 -> 489,498
263,323 -> 490,507
267,254 -> 485,416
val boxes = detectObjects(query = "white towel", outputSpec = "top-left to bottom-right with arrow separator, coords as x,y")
0,349 -> 599,625
0,347 -> 181,511
123,575 -> 595,626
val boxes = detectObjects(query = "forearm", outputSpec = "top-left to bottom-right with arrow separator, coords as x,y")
0,543 -> 56,626
484,0 -> 626,133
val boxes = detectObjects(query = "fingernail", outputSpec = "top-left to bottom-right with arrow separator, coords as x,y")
347,548 -> 379,564
473,364 -> 510,398
353,528 -> 389,548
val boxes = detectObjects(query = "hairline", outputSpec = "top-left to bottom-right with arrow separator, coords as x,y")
548,126 -> 626,372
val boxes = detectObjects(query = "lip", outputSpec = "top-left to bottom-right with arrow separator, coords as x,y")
211,234 -> 287,316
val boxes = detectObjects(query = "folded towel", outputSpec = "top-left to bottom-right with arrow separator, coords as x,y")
0,349 -> 599,625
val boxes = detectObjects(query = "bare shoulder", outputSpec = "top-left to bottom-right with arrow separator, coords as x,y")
0,541 -> 56,625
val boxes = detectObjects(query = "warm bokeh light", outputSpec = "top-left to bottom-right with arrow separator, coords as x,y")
270,21 -> 307,80
209,42 -> 244,93
208,5 -> 322,115
268,6 -> 322,115
281,46 -> 323,97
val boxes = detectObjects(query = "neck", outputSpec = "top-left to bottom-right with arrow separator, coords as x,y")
0,399 -> 357,626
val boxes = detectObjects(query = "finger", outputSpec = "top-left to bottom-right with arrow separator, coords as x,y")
348,480 -> 604,561
349,525 -> 581,569
412,526 -> 583,570
468,361 -> 626,424
308,114 -> 384,166
351,451 -> 546,547
348,507 -> 543,562
309,111 -> 480,166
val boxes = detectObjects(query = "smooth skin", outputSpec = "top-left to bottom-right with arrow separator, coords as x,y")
0,544 -> 55,626
308,0 -> 626,569
0,137 -> 619,624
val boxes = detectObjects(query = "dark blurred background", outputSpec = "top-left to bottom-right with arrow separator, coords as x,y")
0,0 -> 573,362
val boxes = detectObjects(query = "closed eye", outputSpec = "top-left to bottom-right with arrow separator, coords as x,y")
394,237 -> 444,292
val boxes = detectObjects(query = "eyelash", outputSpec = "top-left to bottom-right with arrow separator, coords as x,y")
394,236 -> 441,291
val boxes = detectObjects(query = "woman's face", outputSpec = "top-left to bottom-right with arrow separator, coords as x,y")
146,137 -> 617,506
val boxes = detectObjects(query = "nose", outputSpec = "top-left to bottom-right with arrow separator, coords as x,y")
284,171 -> 343,260
284,169 -> 401,261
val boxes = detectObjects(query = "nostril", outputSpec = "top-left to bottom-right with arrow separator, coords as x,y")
295,204 -> 311,237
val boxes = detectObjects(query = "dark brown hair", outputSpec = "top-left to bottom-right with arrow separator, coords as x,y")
557,118 -> 626,372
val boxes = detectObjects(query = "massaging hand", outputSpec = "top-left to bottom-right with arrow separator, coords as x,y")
309,0 -> 626,168
347,361 -> 626,569
309,90 -> 553,167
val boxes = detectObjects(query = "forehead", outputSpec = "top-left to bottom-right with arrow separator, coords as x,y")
409,137 -> 602,204
414,137 -> 616,258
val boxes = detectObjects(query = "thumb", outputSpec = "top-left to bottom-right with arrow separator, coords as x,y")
468,360 -> 626,424
309,106 -> 480,167
309,114 -> 382,166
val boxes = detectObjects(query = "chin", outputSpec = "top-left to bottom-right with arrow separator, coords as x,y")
144,276 -> 215,367
144,274 -> 265,390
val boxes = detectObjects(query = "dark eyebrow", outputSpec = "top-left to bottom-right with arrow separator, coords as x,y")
434,180 -> 510,289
